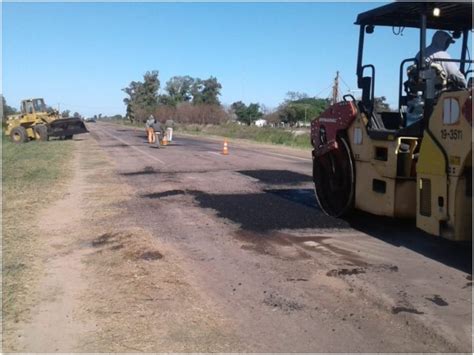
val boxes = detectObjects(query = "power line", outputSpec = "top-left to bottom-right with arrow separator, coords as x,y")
314,83 -> 333,98
339,75 -> 353,92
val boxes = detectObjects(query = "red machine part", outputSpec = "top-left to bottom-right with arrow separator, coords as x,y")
311,101 -> 358,157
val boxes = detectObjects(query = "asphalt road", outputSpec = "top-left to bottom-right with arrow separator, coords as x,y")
87,121 -> 472,352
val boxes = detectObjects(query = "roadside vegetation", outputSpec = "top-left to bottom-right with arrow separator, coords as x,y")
109,71 -> 323,149
2,95 -> 18,127
176,123 -> 312,149
120,71 -> 335,127
2,135 -> 74,325
53,69 -> 389,150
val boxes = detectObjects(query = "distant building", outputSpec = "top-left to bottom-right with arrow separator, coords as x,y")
296,121 -> 311,127
254,119 -> 267,127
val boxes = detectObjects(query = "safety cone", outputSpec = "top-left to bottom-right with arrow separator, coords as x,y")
222,139 -> 229,155
162,135 -> 168,146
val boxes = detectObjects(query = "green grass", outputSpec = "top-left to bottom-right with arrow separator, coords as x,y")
3,139 -> 73,186
176,123 -> 312,149
2,134 -> 75,326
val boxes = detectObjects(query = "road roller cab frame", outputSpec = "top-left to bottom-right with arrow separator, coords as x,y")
5,98 -> 88,143
311,2 -> 472,241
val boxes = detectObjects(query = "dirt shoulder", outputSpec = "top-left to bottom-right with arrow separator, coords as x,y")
4,134 -> 242,352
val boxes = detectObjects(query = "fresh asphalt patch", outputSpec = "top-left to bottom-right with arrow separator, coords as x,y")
265,189 -> 317,209
391,306 -> 425,315
142,190 -> 200,199
238,169 -> 313,185
193,190 -> 349,232
120,166 -> 158,176
425,295 -> 449,306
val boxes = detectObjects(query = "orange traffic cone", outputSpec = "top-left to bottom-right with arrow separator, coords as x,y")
222,139 -> 229,155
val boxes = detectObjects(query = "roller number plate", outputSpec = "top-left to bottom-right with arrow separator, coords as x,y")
440,129 -> 462,140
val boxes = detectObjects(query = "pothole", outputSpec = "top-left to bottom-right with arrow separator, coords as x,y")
139,251 -> 163,261
91,233 -> 117,247
391,306 -> 424,315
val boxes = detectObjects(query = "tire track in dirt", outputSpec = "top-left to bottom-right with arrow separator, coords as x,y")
10,146 -> 97,352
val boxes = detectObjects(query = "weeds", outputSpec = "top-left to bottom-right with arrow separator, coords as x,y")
175,123 -> 312,149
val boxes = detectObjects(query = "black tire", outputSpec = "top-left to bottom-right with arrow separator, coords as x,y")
65,135 -> 73,140
313,134 -> 355,217
34,125 -> 49,141
10,126 -> 28,144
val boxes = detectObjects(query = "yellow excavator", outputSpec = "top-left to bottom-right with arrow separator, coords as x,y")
311,2 -> 472,242
5,98 -> 88,143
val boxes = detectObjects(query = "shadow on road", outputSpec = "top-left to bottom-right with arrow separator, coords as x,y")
238,170 -> 313,185
194,189 -> 349,232
193,186 -> 472,274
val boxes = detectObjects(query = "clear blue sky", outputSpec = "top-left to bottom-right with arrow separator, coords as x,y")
2,2 -> 471,116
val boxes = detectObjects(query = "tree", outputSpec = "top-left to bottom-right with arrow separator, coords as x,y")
200,77 -> 222,105
61,110 -> 71,118
140,71 -> 160,109
73,112 -> 81,118
164,76 -> 194,105
123,70 -> 160,122
231,101 -> 263,125
264,111 -> 282,126
126,104 -> 135,123
1,95 -> 17,124
374,96 -> 391,112
231,101 -> 247,122
286,91 -> 309,101
278,97 -> 330,125
190,77 -> 222,105
191,79 -> 205,105
278,104 -> 297,125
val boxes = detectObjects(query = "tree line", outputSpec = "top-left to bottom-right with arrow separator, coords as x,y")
123,71 -> 226,124
2,73 -> 390,128
122,71 -> 336,127
231,92 -> 331,126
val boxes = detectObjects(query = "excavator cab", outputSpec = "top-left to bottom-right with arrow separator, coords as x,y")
21,98 -> 47,114
311,2 -> 472,241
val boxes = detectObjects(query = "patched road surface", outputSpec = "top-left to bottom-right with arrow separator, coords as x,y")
85,122 -> 471,352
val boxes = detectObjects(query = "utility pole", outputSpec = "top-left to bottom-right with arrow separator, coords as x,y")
332,71 -> 340,105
